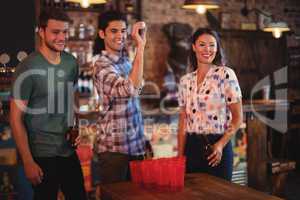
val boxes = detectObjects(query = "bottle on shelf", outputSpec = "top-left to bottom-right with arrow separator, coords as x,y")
87,71 -> 93,94
86,41 -> 93,63
82,71 -> 90,94
86,19 -> 96,40
68,21 -> 76,39
77,70 -> 93,95
78,23 -> 86,40
77,46 -> 86,66
77,71 -> 83,93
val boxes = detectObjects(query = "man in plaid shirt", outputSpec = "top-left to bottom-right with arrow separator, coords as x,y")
93,11 -> 147,184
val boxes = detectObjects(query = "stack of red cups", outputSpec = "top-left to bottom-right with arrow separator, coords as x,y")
130,156 -> 186,192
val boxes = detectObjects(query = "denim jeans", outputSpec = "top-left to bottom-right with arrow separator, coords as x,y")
184,133 -> 233,181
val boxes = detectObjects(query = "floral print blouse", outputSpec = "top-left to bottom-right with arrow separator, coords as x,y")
178,66 -> 242,135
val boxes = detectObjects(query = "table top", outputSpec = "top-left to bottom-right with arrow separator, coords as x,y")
101,173 -> 283,200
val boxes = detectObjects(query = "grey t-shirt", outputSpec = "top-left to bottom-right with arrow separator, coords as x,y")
11,51 -> 78,157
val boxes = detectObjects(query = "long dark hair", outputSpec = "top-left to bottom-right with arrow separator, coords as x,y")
93,10 -> 127,55
189,28 -> 226,71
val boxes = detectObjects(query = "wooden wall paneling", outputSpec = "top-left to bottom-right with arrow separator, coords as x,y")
246,112 -> 269,191
220,30 -> 287,99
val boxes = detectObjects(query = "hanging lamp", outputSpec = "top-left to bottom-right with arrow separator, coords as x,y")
263,21 -> 290,39
65,0 -> 106,8
182,0 -> 221,14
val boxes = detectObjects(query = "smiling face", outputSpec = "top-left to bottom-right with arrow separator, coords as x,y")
192,33 -> 217,65
39,19 -> 69,52
99,20 -> 127,55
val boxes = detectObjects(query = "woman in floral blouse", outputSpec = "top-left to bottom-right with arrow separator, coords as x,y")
177,28 -> 243,181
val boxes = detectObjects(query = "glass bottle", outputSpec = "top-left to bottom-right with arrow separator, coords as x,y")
86,41 -> 93,63
82,71 -> 89,93
78,23 -> 86,40
86,19 -> 96,40
77,71 -> 83,93
69,21 -> 76,39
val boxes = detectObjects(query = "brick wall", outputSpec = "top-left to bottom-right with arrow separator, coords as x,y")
141,0 -> 300,90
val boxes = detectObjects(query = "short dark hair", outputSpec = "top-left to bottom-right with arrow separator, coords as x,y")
93,10 -> 127,55
38,8 -> 71,29
98,10 -> 127,31
189,28 -> 226,71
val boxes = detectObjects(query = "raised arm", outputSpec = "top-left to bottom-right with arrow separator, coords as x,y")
129,21 -> 147,89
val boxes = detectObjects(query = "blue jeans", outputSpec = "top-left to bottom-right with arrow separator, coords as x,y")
184,133 -> 233,181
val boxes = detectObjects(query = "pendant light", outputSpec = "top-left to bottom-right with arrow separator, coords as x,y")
240,0 -> 290,39
263,21 -> 290,39
182,0 -> 221,14
65,0 -> 106,8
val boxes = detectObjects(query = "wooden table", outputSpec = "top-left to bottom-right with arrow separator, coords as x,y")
101,173 -> 283,200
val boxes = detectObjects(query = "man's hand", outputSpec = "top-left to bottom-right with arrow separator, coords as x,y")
131,21 -> 147,49
66,127 -> 80,148
24,160 -> 44,185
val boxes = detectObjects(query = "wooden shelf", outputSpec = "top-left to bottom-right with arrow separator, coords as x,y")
0,85 -> 11,91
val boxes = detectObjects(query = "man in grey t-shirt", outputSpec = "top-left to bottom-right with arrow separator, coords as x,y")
10,8 -> 87,200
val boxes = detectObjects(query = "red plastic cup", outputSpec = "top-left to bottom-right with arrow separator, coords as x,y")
146,159 -> 156,189
129,161 -> 142,184
169,156 -> 186,192
141,160 -> 152,188
137,157 -> 186,192
152,159 -> 160,189
156,158 -> 171,191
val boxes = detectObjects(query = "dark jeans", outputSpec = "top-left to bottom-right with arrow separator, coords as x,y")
33,153 -> 87,200
96,152 -> 144,184
185,133 -> 233,181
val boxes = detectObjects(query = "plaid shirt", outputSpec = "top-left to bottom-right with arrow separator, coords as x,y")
93,51 -> 145,156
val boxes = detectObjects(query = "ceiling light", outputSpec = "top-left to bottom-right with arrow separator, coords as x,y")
182,0 -> 220,14
263,21 -> 290,39
65,0 -> 106,8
